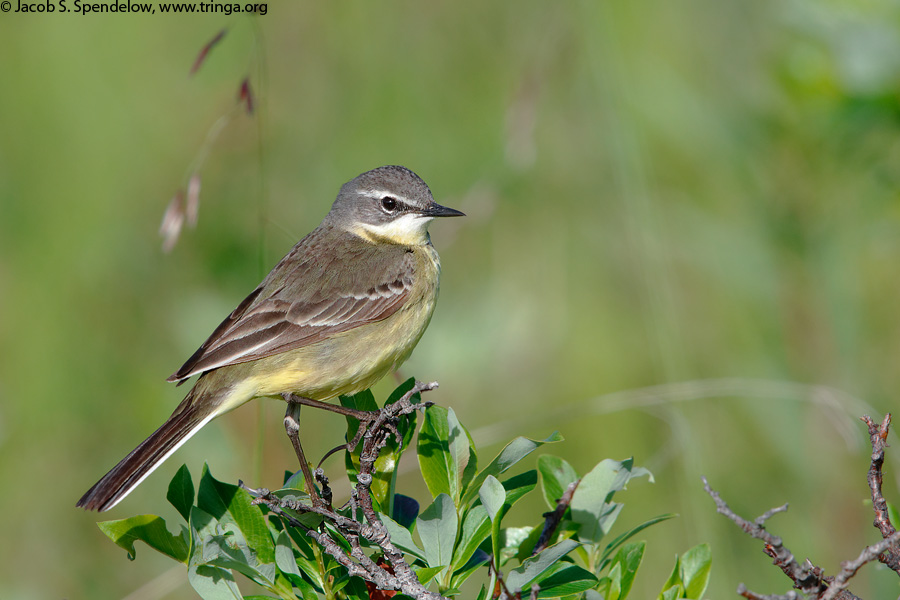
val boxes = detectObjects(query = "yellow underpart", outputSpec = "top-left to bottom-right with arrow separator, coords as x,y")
191,242 -> 441,418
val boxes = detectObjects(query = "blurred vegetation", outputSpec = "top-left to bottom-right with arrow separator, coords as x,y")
3,1 -> 900,598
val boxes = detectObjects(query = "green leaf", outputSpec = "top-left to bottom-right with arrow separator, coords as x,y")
186,508 -> 244,597
533,563 -> 599,598
605,562 -> 623,600
167,464 -> 195,522
451,505 -> 491,574
208,546 -> 276,589
462,432 -> 563,505
274,530 -> 301,578
340,389 -> 376,487
188,505 -> 219,558
370,446 -> 401,513
188,502 -> 279,592
382,514 -> 427,562
570,459 -> 647,544
502,470 -> 538,512
268,491 -> 321,532
282,469 -> 305,491
538,455 -> 579,509
414,565 -> 447,585
609,541 -> 644,599
384,377 -> 415,405
416,493 -> 458,570
340,577 -> 368,599
341,387 -> 379,413
191,512 -> 276,589
630,465 -> 655,483
417,405 -> 466,501
505,538 -> 578,593
188,563 -> 242,600
579,501 -> 622,546
659,553 -> 682,600
279,514 -> 315,559
197,464 -> 276,564
659,584 -> 682,600
888,502 -> 900,530
460,435 -> 479,499
479,475 -> 506,522
514,524 -> 546,562
599,514 -> 676,567
451,549 -> 491,589
680,543 -> 712,599
97,514 -> 189,562
447,408 -> 469,489
498,526 -> 534,566
383,377 -> 422,455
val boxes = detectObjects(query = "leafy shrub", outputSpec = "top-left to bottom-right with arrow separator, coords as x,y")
96,379 -> 711,599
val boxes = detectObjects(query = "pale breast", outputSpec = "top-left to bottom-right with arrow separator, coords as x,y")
238,243 -> 442,401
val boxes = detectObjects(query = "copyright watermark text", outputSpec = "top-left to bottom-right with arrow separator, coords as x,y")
0,0 -> 268,15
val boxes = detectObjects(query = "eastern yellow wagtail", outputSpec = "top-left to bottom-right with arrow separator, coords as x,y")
77,165 -> 463,511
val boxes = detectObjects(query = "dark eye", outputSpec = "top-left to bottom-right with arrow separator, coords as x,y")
381,196 -> 398,212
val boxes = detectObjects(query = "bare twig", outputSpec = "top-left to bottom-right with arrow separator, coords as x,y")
736,583 -> 801,600
861,413 -> 900,572
488,560 -> 516,600
703,413 -> 900,600
702,476 -> 862,600
246,380 -> 445,600
823,531 -> 900,600
754,503 -> 790,528
533,479 -> 580,556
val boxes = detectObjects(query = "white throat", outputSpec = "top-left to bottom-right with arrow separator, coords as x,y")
352,212 -> 434,245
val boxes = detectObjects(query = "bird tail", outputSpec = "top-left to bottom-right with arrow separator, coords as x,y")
76,386 -> 222,512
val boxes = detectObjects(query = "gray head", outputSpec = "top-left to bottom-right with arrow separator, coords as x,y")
326,166 -> 464,245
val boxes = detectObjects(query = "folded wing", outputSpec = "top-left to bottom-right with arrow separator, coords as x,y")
168,229 -> 416,383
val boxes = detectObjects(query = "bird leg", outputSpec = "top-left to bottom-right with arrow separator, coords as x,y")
282,394 -> 381,421
286,381 -> 440,467
282,398 -> 325,508
282,393 -> 383,459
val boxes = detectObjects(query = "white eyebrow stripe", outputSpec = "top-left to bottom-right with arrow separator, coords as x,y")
357,189 -> 411,202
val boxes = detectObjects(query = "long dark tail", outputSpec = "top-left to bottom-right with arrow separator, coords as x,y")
77,387 -> 219,512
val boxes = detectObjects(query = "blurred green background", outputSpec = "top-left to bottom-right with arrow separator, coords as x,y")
3,1 -> 900,598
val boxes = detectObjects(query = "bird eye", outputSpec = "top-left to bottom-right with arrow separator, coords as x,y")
380,196 -> 398,212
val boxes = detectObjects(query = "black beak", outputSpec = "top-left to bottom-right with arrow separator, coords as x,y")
421,201 -> 465,218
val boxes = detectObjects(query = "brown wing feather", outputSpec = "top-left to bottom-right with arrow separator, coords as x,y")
168,226 -> 416,383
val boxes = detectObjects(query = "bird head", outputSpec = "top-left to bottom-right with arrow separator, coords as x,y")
328,165 -> 465,245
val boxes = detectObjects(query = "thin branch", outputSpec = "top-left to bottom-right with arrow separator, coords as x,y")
533,479 -> 580,556
702,476 -> 861,600
736,583 -> 801,600
823,531 -> 900,600
488,560 -> 516,600
245,380 -> 445,600
754,503 -> 790,528
861,413 -> 900,572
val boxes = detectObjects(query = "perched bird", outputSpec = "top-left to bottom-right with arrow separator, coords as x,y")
77,165 -> 463,511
